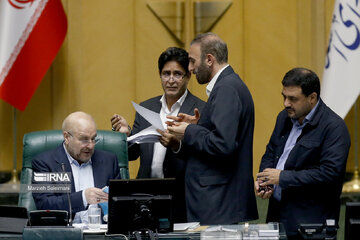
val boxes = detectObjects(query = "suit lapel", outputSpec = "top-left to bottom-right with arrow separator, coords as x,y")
91,153 -> 101,188
151,98 -> 162,113
54,145 -> 76,192
179,92 -> 196,115
148,99 -> 162,158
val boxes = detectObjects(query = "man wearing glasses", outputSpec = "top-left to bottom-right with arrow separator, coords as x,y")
32,111 -> 121,223
111,47 -> 205,222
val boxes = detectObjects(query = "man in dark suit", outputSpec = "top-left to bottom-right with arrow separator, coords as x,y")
165,33 -> 258,225
111,47 -> 205,222
256,68 -> 351,239
32,111 -> 121,223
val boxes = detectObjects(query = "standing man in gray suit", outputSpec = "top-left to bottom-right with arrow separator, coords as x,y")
111,47 -> 205,222
164,33 -> 258,224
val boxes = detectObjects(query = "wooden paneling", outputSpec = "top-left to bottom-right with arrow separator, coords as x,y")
0,0 -> 358,180
244,0 -> 298,172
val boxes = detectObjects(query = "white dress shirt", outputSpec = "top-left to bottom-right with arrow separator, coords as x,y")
206,64 -> 229,96
150,90 -> 188,178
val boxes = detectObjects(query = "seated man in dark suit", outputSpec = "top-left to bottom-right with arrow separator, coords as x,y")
111,47 -> 205,222
32,111 -> 121,223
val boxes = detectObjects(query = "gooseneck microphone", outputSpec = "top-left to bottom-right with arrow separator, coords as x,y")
61,163 -> 73,227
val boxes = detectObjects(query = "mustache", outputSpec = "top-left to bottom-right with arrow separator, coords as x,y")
82,148 -> 93,152
285,107 -> 294,112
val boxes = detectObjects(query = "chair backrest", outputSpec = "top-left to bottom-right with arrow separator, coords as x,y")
18,130 -> 129,212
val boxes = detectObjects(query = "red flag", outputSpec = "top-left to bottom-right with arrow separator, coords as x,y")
0,0 -> 67,111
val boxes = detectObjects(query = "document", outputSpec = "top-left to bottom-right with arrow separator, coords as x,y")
132,101 -> 164,130
127,126 -> 161,144
174,222 -> 200,231
127,102 -> 164,144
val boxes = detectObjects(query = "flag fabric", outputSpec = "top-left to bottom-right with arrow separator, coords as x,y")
322,0 -> 360,119
0,0 -> 67,111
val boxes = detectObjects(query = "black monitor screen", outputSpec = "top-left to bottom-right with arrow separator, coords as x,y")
107,178 -> 175,235
345,202 -> 360,240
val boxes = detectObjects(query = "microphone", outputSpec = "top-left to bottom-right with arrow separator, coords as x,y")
61,163 -> 73,227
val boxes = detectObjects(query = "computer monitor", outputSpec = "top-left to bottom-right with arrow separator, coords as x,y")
107,178 -> 175,235
345,202 -> 360,240
0,205 -> 28,234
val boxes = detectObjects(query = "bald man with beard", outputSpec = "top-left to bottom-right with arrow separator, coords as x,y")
32,111 -> 121,223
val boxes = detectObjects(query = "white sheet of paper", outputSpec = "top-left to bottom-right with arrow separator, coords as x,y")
127,126 -> 161,144
131,101 -> 164,130
173,222 -> 200,231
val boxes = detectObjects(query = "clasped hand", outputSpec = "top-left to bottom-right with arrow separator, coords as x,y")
255,168 -> 281,199
157,108 -> 200,150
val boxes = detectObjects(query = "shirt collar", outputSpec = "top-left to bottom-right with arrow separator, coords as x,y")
62,143 -> 92,167
160,89 -> 188,111
206,64 -> 229,97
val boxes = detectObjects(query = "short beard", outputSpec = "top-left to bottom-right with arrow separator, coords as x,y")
195,61 -> 212,84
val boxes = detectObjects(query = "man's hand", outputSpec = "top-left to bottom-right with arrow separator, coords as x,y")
85,187 -> 108,204
167,108 -> 200,124
256,168 -> 281,185
255,179 -> 273,199
110,114 -> 131,137
157,129 -> 180,151
255,168 -> 280,199
166,121 -> 189,141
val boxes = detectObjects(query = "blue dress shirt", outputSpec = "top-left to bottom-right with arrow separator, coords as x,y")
63,144 -> 94,223
273,101 -> 319,201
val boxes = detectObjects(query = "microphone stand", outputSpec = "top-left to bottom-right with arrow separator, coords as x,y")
61,163 -> 73,227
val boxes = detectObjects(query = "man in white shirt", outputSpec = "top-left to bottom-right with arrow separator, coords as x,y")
110,47 -> 205,222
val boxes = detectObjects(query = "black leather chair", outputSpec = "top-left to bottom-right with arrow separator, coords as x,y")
18,130 -> 129,212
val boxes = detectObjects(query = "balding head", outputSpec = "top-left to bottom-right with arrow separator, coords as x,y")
62,111 -> 97,164
62,111 -> 96,133
190,32 -> 228,64
188,32 -> 228,84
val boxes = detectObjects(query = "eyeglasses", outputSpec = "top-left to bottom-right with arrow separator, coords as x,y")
67,131 -> 100,145
161,71 -> 186,81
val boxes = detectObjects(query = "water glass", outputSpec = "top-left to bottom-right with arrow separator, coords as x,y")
88,207 -> 101,230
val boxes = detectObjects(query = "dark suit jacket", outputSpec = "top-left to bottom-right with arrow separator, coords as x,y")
128,90 -> 205,222
181,66 -> 258,224
32,145 -> 121,214
259,99 -> 351,237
